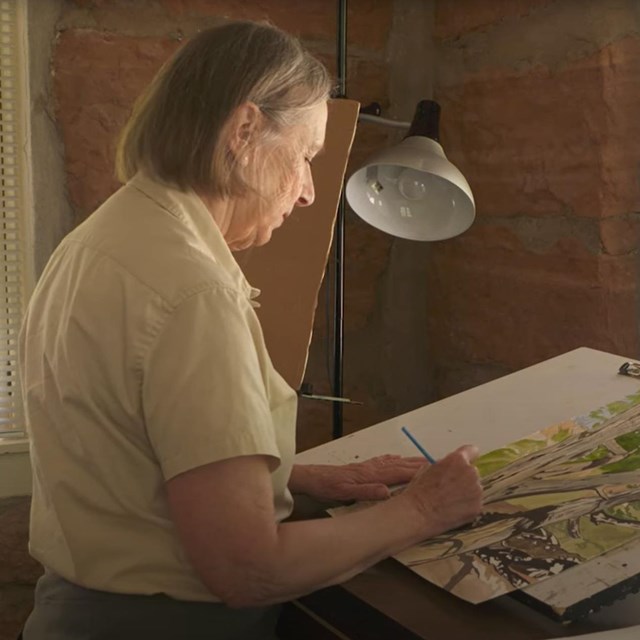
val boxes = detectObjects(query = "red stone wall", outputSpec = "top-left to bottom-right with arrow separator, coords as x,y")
48,0 -> 640,437
428,0 -> 640,397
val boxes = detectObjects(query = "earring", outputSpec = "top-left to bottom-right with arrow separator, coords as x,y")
241,155 -> 249,167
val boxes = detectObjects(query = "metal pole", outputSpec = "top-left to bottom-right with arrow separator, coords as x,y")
336,0 -> 347,99
332,0 -> 347,439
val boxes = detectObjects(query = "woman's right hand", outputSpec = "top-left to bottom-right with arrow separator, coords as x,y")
400,444 -> 483,538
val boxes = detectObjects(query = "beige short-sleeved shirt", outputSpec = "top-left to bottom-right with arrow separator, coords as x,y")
19,174 -> 298,602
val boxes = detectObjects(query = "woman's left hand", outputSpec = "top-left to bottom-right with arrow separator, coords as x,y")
289,455 -> 429,502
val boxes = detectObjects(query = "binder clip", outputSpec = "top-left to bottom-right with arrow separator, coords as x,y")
618,361 -> 640,378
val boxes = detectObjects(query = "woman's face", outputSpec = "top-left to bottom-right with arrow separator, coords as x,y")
226,101 -> 328,251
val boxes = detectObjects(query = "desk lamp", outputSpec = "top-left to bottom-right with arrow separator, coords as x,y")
346,100 -> 475,241
327,0 -> 475,439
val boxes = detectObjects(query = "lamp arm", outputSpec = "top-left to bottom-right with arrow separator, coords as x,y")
358,113 -> 411,129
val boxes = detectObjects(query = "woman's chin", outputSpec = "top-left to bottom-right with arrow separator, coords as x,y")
253,228 -> 274,247
228,236 -> 256,252
228,228 -> 273,252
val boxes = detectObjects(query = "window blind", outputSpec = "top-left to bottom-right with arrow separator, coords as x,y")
0,0 -> 28,437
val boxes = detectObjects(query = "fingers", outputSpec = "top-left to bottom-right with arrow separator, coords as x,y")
346,482 -> 390,501
401,457 -> 432,464
403,448 -> 484,534
361,456 -> 428,485
450,444 -> 480,464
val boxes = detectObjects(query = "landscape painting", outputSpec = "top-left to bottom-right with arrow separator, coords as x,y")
331,391 -> 640,603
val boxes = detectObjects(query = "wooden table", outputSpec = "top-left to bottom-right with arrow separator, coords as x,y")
280,348 -> 640,640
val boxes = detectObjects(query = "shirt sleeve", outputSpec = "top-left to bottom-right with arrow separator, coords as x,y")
142,285 -> 281,481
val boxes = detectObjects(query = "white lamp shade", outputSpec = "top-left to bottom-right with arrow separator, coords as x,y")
345,136 -> 475,241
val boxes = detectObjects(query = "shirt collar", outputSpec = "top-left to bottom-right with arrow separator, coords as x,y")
129,173 -> 261,306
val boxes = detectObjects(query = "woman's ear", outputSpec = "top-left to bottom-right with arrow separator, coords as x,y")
227,102 -> 262,158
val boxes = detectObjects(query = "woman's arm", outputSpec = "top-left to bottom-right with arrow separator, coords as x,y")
166,449 -> 481,608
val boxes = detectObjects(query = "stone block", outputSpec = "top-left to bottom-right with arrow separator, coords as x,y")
344,214 -> 393,332
601,215 -> 640,257
54,31 -> 180,219
438,36 -> 640,219
306,209 -> 393,338
433,358 -> 513,400
314,53 -> 390,109
346,122 -> 394,177
434,0 -> 555,40
597,36 -> 640,217
296,396 -> 332,452
439,61 -> 608,219
63,0 -> 393,52
162,0 -> 393,51
347,57 -> 390,108
425,222 -> 639,372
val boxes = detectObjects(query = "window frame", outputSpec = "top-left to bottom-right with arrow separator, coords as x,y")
0,0 -> 34,440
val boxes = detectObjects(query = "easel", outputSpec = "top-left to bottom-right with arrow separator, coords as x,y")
289,348 -> 640,639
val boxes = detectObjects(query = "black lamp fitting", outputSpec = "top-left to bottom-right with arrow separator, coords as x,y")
406,99 -> 441,142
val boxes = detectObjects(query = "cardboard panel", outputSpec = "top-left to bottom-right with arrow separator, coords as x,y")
237,99 -> 360,389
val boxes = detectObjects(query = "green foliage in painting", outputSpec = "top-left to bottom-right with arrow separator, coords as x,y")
615,429 -> 640,452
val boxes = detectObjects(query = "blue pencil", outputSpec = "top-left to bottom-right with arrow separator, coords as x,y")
401,426 -> 437,464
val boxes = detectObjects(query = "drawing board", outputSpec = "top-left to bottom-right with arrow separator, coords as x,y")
296,348 -> 640,621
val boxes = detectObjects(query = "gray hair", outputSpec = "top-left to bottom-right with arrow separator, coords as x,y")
115,20 -> 332,197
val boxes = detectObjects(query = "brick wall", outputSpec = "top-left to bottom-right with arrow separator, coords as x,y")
44,0 -> 640,440
428,0 -> 640,397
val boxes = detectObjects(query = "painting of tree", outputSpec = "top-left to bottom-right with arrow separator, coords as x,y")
329,391 -> 640,603
394,394 -> 640,603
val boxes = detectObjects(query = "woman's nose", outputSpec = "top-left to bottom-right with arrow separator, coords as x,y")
296,167 -> 315,207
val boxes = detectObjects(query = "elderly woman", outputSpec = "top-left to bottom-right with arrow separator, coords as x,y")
19,20 -> 482,640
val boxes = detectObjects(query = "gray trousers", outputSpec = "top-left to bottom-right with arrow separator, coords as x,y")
22,570 -> 280,640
